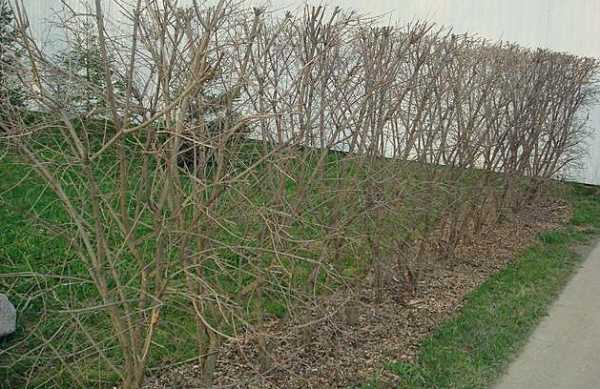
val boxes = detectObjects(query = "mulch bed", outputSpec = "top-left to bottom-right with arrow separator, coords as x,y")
145,198 -> 570,388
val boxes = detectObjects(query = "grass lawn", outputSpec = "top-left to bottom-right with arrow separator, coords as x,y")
3,132 -> 598,387
370,184 -> 600,389
0,139 -> 425,386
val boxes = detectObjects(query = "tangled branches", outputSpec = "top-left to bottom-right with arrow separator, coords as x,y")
0,1 -> 597,387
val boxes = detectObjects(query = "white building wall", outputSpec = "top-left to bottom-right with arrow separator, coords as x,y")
289,0 -> 600,185
21,0 -> 600,184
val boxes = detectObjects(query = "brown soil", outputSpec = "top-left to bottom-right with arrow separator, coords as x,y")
145,198 -> 570,389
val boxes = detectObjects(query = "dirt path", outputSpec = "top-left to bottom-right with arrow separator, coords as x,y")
145,199 -> 570,388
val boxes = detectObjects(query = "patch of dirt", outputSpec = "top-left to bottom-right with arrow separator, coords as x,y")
145,198 -> 570,388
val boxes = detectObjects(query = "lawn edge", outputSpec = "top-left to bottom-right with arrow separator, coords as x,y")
368,186 -> 600,389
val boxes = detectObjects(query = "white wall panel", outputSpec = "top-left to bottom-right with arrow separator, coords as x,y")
20,0 -> 600,183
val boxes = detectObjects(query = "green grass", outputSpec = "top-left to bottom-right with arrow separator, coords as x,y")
0,137 -> 406,386
374,184 -> 600,389
4,129 -> 597,387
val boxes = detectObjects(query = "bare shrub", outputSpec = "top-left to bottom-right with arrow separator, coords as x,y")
1,0 -> 598,387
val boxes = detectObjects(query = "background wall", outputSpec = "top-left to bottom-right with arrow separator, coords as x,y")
310,0 -> 600,184
22,0 -> 600,184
